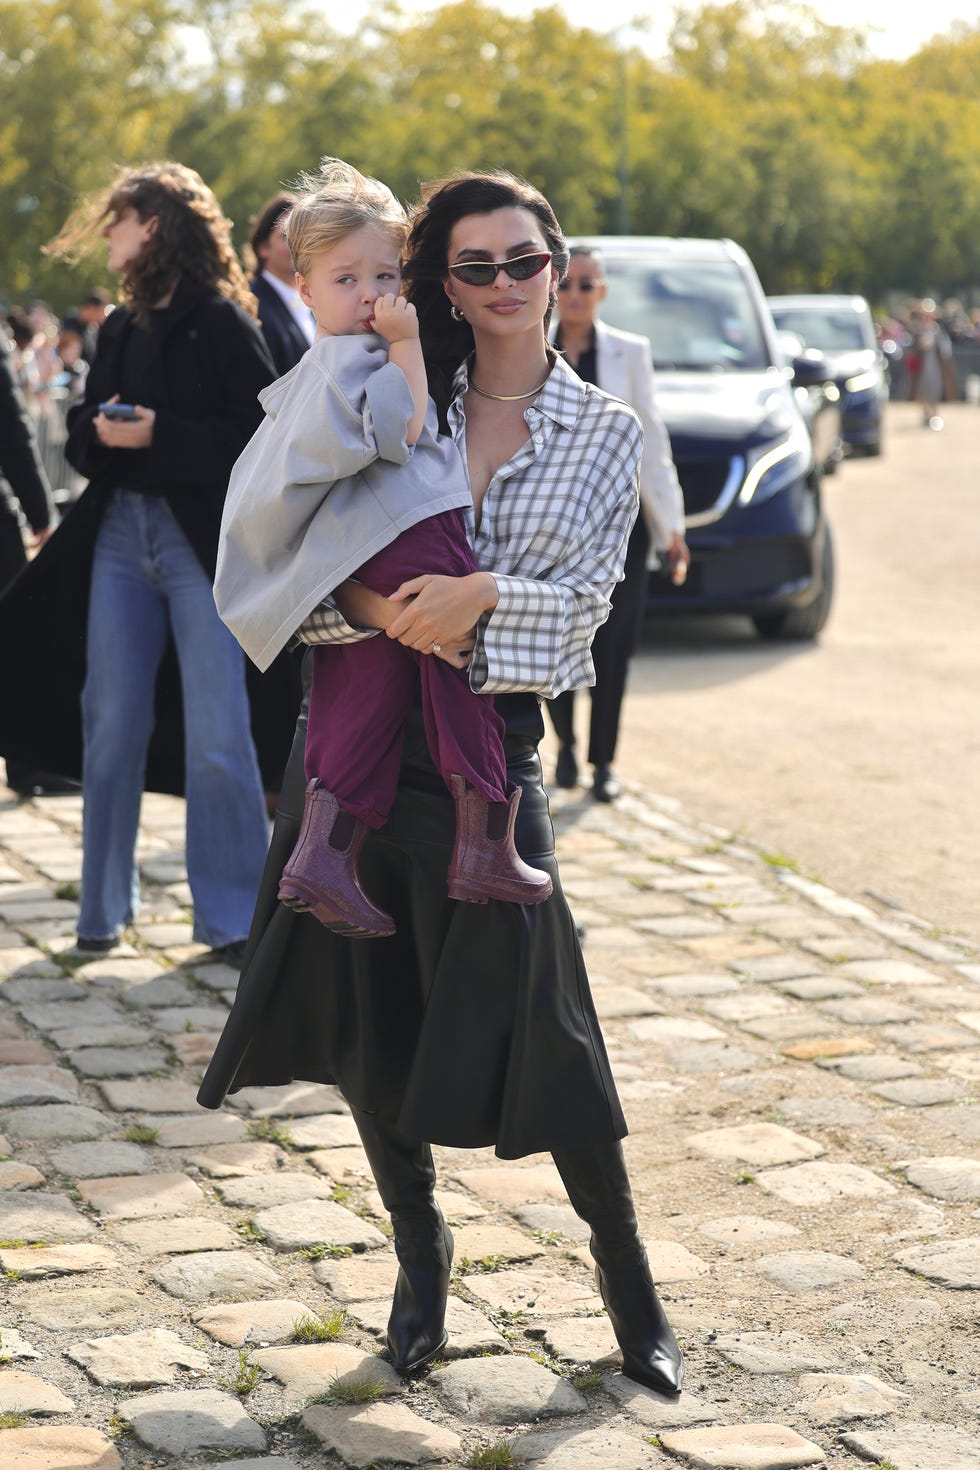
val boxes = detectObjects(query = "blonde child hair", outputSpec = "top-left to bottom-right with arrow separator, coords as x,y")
284,158 -> 408,277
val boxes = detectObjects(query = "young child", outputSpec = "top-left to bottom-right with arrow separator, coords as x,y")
214,159 -> 552,937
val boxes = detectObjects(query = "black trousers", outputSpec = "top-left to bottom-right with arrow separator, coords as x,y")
548,517 -> 650,768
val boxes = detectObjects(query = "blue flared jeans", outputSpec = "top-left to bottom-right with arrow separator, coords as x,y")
78,490 -> 269,946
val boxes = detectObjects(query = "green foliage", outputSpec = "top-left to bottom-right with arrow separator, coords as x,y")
468,1440 -> 521,1468
54,881 -> 80,901
3,0 -> 980,311
235,1219 -> 266,1243
123,1123 -> 159,1143
324,1371 -> 386,1405
299,1242 -> 353,1260
457,1254 -> 505,1274
246,1118 -> 296,1148
530,1229 -> 567,1247
293,1307 -> 346,1342
218,1348 -> 261,1396
105,1410 -> 132,1440
0,1410 -> 29,1428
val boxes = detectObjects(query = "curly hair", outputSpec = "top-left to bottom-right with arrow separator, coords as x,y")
283,158 -> 407,279
46,162 -> 256,327
402,171 -> 568,427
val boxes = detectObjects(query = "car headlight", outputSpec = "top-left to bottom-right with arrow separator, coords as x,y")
844,370 -> 879,393
739,417 -> 812,506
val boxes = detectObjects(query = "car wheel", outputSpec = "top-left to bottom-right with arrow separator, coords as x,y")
753,528 -> 835,642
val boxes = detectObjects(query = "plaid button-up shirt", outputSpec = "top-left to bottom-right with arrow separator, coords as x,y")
296,352 -> 641,699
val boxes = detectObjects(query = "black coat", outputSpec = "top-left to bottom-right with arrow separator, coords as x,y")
0,279 -> 299,793
250,273 -> 311,378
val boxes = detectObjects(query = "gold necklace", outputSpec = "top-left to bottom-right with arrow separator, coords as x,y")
468,372 -> 550,402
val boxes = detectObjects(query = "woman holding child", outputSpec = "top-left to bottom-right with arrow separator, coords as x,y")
201,166 -> 684,1396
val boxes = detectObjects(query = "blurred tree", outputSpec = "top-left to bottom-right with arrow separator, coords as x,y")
1,0 -> 978,310
0,0 -> 183,305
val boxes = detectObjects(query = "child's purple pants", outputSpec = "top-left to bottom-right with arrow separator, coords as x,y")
305,509 -> 508,829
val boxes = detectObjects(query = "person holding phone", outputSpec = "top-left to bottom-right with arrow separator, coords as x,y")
0,162 -> 275,958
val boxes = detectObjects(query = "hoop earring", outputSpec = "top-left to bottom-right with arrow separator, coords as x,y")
450,305 -> 466,322
548,290 -> 558,308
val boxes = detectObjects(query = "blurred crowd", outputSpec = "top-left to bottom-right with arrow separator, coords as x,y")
1,290 -> 111,500
876,295 -> 980,354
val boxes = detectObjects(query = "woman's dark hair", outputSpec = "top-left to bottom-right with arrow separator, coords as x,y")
46,162 -> 256,328
403,171 -> 569,426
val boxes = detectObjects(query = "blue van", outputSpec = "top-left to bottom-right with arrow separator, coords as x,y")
581,237 -> 834,640
768,293 -> 887,457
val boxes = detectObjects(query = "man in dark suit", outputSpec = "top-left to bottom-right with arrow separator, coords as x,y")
249,194 -> 314,376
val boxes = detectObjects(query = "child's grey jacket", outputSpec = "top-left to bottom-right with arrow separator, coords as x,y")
214,334 -> 472,671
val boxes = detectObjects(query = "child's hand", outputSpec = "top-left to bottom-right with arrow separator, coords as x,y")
372,294 -> 419,344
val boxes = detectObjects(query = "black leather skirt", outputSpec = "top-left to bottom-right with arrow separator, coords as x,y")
198,679 -> 626,1159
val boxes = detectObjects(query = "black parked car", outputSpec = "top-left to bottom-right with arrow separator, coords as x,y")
583,236 -> 834,640
767,294 -> 888,456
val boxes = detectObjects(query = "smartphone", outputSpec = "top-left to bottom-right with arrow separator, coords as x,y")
99,402 -> 140,421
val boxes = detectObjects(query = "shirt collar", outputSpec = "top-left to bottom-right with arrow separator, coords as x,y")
450,352 -> 585,432
261,269 -> 303,308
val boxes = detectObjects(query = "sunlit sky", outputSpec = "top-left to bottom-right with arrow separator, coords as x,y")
324,0 -> 979,59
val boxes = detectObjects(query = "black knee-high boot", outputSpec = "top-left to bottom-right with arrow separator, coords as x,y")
348,1104 -> 453,1374
552,1141 -> 684,1395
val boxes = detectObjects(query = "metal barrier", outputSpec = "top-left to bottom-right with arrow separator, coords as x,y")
32,384 -> 86,505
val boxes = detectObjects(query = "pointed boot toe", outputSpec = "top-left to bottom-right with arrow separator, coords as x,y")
386,1221 -> 454,1375
595,1257 -> 684,1397
621,1340 -> 685,1396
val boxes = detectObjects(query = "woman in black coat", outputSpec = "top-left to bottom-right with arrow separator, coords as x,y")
5,163 -> 276,957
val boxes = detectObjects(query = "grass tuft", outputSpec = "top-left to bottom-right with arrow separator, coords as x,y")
468,1440 -> 520,1468
299,1241 -> 354,1260
235,1219 -> 267,1244
105,1410 -> 131,1440
54,881 -> 80,901
246,1117 -> 296,1148
217,1348 -> 261,1397
324,1371 -> 386,1405
457,1253 -> 505,1274
734,1171 -> 755,1185
0,1410 -> 29,1428
123,1123 -> 159,1144
530,1229 -> 567,1247
293,1307 -> 346,1343
759,849 -> 800,872
569,1367 -> 602,1389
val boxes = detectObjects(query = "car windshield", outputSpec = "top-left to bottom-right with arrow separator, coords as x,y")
599,256 -> 770,372
769,308 -> 868,352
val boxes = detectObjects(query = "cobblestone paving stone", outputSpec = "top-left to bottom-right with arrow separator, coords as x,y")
1,781 -> 979,1468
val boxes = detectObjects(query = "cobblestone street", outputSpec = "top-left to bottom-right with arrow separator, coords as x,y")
1,775 -> 979,1469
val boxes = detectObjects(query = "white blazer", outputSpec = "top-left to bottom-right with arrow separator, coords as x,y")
553,319 -> 686,565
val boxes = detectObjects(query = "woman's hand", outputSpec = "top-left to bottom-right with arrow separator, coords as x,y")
94,396 -> 156,449
386,572 -> 497,652
434,636 -> 476,671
